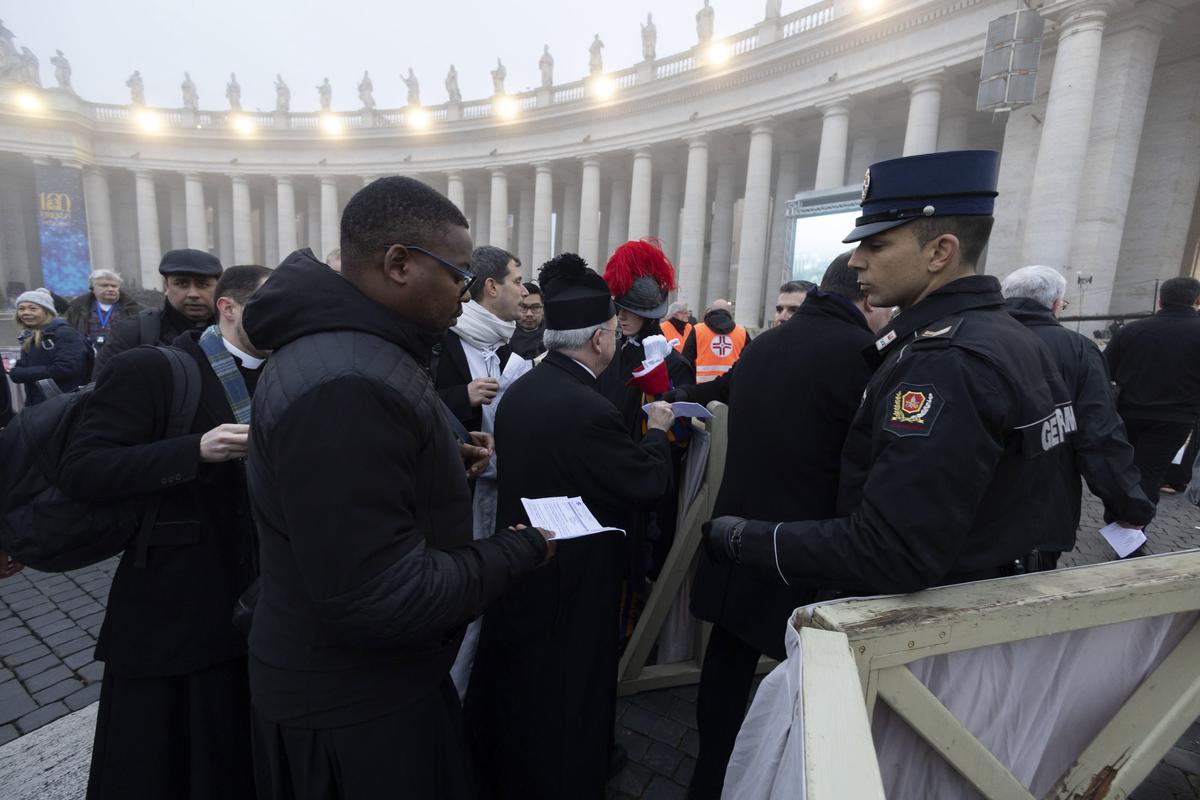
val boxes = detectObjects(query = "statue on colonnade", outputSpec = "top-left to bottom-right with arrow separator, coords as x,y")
126,70 -> 145,105
403,68 -> 420,107
226,72 -> 242,111
491,58 -> 507,96
539,46 -> 553,88
641,14 -> 657,61
697,0 -> 715,44
275,74 -> 290,112
51,50 -> 71,89
766,0 -> 783,19
588,34 -> 604,76
317,77 -> 332,111
181,72 -> 198,110
358,71 -> 375,110
446,64 -> 462,102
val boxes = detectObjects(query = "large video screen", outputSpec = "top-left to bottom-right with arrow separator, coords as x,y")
791,209 -> 860,284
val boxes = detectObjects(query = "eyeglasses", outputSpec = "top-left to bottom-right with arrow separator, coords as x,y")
518,303 -> 544,312
596,327 -> 621,339
387,244 -> 478,296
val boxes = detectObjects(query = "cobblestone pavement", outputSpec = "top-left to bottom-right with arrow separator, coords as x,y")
0,491 -> 1197,798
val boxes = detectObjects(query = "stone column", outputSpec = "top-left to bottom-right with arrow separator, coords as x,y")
231,175 -> 254,265
607,178 -> 630,257
767,150 -> 804,294
0,167 -> 31,290
847,120 -> 878,183
532,162 -> 554,269
263,187 -> 280,269
304,181 -> 320,252
489,168 -> 509,249
169,178 -> 187,251
272,175 -> 296,260
902,74 -> 944,156
183,172 -> 207,250
628,147 -> 654,240
937,113 -> 971,152
561,180 -> 581,255
473,183 -> 492,247
814,98 -> 851,190
656,171 -> 682,265
1069,4 -> 1171,314
83,166 -> 116,273
706,157 -> 739,303
517,177 -> 535,273
133,169 -> 162,287
678,135 -> 710,307
320,176 -> 339,262
217,182 -> 234,266
734,122 -> 775,328
1020,0 -> 1114,269
446,170 -> 466,214
578,156 -> 602,267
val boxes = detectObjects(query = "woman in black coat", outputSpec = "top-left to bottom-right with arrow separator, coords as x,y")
10,289 -> 91,405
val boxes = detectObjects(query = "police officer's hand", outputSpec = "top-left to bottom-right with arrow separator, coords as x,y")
646,401 -> 675,432
510,523 -> 556,563
461,431 -> 494,479
467,378 -> 500,407
702,516 -> 748,565
200,423 -> 250,462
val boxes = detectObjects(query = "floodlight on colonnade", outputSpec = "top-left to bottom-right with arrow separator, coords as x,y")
320,113 -> 343,135
589,75 -> 617,100
13,90 -> 43,113
231,114 -> 256,135
704,41 -> 732,66
407,107 -> 431,130
135,109 -> 162,133
494,96 -> 519,120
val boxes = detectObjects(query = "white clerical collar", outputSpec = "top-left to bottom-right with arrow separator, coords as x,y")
570,357 -> 597,379
222,337 -> 265,370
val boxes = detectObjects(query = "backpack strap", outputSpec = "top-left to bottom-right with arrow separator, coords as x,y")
138,308 -> 163,346
132,347 -> 203,568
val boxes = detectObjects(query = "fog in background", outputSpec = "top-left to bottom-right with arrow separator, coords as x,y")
3,0 -> 785,110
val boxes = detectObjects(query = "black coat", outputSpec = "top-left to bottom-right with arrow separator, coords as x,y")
59,333 -> 257,677
1006,298 -> 1154,550
466,351 -> 674,800
241,249 -> 547,729
9,318 -> 92,405
95,300 -> 213,376
1105,306 -> 1200,423
737,276 -> 1074,594
433,329 -> 513,432
691,293 -> 876,659
508,322 -> 546,360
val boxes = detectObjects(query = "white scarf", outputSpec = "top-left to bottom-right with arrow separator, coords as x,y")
454,300 -> 516,351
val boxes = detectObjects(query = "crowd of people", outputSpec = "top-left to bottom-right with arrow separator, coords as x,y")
0,148 -> 1198,800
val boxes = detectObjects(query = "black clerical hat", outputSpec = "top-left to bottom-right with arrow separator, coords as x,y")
538,253 -> 614,330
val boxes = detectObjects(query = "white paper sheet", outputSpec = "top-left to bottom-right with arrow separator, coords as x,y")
1098,522 -> 1147,558
641,401 -> 715,419
520,496 -> 625,540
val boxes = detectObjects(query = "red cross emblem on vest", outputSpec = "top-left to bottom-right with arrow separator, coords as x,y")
711,335 -> 734,357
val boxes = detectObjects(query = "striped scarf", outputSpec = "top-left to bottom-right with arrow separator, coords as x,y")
198,325 -> 252,424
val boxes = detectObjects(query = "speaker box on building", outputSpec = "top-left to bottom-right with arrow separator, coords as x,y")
977,8 -> 1044,112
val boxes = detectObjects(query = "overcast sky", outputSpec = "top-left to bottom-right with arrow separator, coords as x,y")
4,0 -> 795,111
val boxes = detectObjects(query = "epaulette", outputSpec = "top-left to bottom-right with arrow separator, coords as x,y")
910,316 -> 964,349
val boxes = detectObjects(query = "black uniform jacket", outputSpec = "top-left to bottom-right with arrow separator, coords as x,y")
692,292 -> 876,659
1105,306 -> 1200,424
434,328 -> 513,432
60,333 -> 256,677
738,275 -> 1074,594
95,300 -> 213,376
241,249 -> 547,728
467,351 -> 674,800
1006,298 -> 1154,550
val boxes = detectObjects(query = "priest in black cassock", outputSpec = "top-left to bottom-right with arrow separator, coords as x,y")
465,253 -> 677,800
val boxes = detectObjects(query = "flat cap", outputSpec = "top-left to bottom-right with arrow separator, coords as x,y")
158,248 -> 223,277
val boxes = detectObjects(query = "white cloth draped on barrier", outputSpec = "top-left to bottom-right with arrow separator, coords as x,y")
724,601 -> 1198,799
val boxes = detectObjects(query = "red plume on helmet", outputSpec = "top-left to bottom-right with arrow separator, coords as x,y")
603,239 -> 677,298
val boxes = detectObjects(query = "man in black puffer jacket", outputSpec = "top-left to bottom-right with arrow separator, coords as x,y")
241,177 -> 554,800
1002,266 -> 1155,562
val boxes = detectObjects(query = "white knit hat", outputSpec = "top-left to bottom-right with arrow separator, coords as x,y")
15,288 -> 57,315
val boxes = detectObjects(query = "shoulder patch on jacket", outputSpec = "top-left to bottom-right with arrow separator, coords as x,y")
883,383 -> 943,437
911,316 -> 964,349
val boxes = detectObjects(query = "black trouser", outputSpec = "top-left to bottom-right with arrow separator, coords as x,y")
690,624 -> 762,800
1122,417 -> 1194,506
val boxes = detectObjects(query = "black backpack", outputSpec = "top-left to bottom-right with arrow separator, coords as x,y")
0,347 -> 202,572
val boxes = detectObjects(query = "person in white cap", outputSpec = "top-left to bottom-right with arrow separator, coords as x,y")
9,287 -> 91,405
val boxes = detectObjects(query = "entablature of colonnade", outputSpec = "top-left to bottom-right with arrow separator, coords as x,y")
0,0 -> 1014,176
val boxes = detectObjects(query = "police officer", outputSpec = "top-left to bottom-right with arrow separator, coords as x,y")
703,150 -> 1075,594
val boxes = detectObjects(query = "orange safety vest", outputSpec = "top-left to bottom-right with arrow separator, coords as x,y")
694,323 -> 747,383
660,320 -> 692,352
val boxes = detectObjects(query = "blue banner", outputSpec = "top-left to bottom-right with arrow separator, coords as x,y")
34,164 -> 92,298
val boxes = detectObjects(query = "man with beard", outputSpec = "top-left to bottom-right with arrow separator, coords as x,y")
466,252 -> 675,800
94,249 -> 221,374
509,282 -> 547,359
61,265 -> 272,800
241,177 -> 553,800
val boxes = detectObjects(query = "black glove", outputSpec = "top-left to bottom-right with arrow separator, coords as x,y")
703,515 -> 748,565
660,388 -> 682,404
